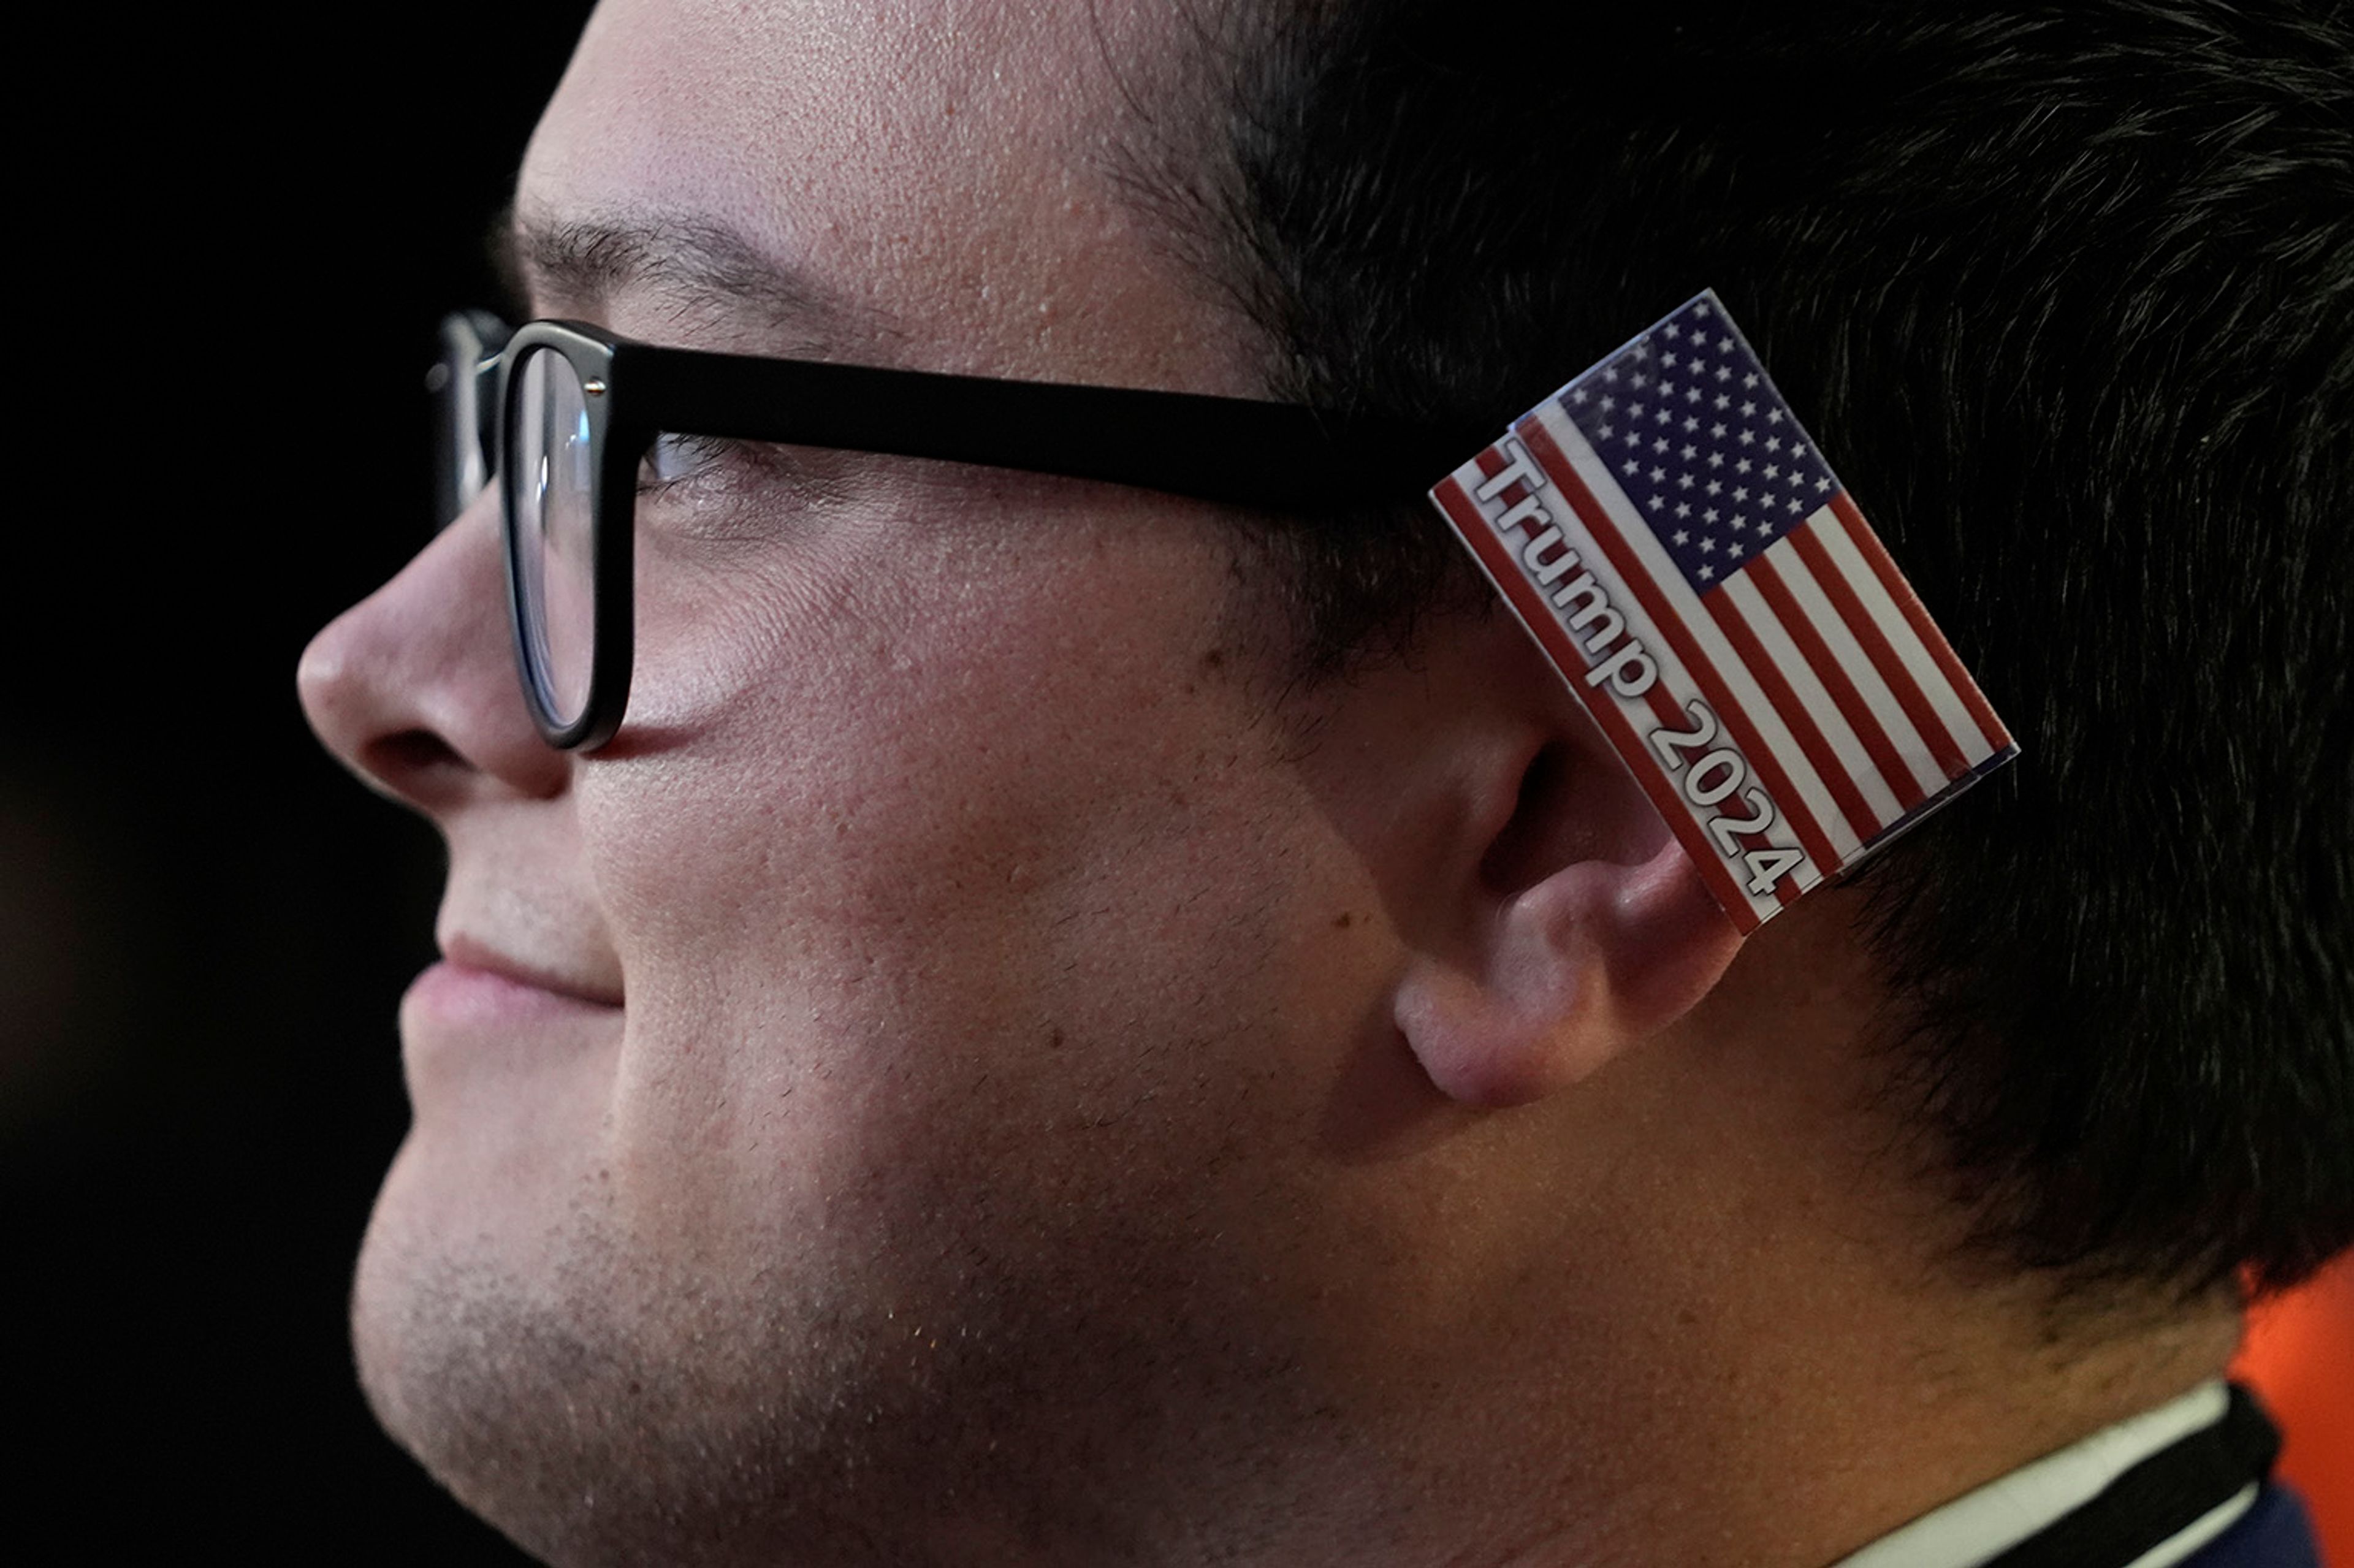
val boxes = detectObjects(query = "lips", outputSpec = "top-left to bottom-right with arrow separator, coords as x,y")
438,932 -> 625,1009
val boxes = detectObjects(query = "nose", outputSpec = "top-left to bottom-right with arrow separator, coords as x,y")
298,491 -> 572,812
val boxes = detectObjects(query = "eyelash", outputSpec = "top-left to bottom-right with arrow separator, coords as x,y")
636,433 -> 748,497
633,434 -> 855,533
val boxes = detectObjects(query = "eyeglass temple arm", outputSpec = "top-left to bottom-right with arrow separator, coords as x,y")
623,344 -> 1484,511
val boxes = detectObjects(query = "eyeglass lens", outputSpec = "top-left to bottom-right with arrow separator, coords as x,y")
432,311 -> 511,529
511,347 -> 600,732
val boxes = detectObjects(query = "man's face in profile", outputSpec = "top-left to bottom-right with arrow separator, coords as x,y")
304,0 -> 1471,1557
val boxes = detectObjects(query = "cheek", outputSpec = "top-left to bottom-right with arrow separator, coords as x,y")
563,492 -> 1351,1243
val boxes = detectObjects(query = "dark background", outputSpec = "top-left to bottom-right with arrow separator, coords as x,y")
6,7 -> 592,1557
8,8 -> 2347,1562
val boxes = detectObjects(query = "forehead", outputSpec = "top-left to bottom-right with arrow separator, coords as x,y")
519,0 -> 1257,392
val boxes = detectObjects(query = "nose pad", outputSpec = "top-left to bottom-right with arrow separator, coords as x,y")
297,488 -> 571,812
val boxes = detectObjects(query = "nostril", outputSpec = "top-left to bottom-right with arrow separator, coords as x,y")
364,729 -> 467,782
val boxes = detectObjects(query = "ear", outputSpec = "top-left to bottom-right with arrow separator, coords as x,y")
1394,707 -> 1746,1111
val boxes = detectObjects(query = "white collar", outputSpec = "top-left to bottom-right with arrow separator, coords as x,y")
1831,1380 -> 2258,1568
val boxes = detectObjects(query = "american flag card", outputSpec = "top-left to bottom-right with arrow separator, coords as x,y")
1427,291 -> 2017,933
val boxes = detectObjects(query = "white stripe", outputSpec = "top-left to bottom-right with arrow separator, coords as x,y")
1765,527 -> 1949,798
1832,1382 -> 2235,1568
1439,462 -> 1791,925
1810,501 -> 1999,763
1460,463 -> 1798,923
2121,1483 -> 2258,1568
1721,572 -> 1906,828
1534,402 -> 1865,864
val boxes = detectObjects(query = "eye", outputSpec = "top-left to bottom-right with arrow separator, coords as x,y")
631,433 -> 864,538
637,432 -> 734,493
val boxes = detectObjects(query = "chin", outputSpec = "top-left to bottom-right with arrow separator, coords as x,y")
345,1145 -> 1038,1566
346,1141 -> 1332,1568
349,1136 -> 650,1563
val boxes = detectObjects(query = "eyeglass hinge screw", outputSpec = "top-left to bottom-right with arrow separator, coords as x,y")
583,378 -> 609,397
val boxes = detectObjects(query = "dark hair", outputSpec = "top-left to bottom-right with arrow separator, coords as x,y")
1188,0 -> 2354,1296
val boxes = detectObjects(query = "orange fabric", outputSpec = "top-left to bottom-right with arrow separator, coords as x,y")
2233,1254 -> 2354,1567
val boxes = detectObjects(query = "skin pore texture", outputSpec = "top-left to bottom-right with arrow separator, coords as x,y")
297,2 -> 2242,1564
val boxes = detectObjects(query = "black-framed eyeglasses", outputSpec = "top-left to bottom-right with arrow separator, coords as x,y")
433,312 -> 1469,751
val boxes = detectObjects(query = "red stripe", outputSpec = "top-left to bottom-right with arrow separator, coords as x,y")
1455,447 -> 1794,899
1617,662 -> 1770,931
1497,428 -> 1805,908
1786,517 -> 1968,779
1433,468 -> 1762,931
1643,661 -> 1794,894
1700,590 -> 1881,847
1547,470 -> 1807,915
1445,457 -> 1629,713
1515,416 -> 1834,896
1748,553 -> 1927,817
1506,440 -> 1798,908
1827,492 -> 2011,753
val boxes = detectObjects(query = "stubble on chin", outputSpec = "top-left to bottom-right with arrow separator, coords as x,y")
346,1163 -> 1333,1568
351,1198 -> 928,1567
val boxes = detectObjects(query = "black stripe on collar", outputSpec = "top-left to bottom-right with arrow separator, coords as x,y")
1981,1383 -> 2281,1568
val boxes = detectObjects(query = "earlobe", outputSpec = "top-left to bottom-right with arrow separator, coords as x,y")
1395,786 -> 1745,1111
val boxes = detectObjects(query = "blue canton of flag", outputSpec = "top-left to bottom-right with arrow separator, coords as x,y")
1561,296 -> 1839,594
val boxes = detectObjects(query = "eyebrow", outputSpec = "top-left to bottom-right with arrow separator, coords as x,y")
500,207 -> 896,357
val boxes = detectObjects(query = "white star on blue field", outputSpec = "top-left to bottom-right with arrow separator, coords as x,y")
1561,295 -> 1840,593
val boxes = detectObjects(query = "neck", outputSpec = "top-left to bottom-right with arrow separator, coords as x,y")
1235,903 -> 2245,1568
